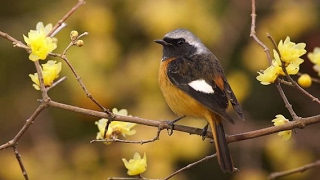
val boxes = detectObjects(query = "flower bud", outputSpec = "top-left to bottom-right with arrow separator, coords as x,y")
298,74 -> 312,88
70,30 -> 79,40
75,40 -> 84,47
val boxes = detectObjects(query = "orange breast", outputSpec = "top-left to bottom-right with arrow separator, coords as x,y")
158,59 -> 210,119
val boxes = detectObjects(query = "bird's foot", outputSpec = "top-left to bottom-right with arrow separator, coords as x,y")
165,115 -> 186,136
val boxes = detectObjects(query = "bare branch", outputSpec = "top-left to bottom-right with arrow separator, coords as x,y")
0,30 -> 29,50
249,0 -> 272,64
46,100 -> 320,144
0,103 -> 48,150
13,146 -> 29,180
47,0 -> 86,37
164,154 -> 217,180
269,160 -> 320,179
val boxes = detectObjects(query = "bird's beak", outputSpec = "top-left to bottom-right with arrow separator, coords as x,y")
154,39 -> 170,46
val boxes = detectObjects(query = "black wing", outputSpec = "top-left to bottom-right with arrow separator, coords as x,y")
167,54 -> 237,123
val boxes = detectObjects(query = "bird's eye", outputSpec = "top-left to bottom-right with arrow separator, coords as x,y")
177,38 -> 185,46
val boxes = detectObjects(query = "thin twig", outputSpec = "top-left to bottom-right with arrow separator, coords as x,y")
47,0 -> 86,37
108,177 -> 160,180
34,60 -> 49,100
13,146 -> 29,180
46,76 -> 67,91
0,30 -> 29,50
49,52 -> 109,113
164,154 -> 217,180
0,103 -> 48,150
275,82 -> 299,119
269,160 -> 320,179
249,0 -> 272,64
49,32 -> 110,114
50,23 -> 67,37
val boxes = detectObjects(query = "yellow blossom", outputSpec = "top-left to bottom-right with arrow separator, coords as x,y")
23,22 -> 57,61
274,50 -> 304,75
95,108 -> 136,144
272,115 -> 292,141
308,47 -> 320,76
298,74 -> 312,88
256,60 -> 282,85
122,152 -> 147,176
29,60 -> 62,90
278,36 -> 306,63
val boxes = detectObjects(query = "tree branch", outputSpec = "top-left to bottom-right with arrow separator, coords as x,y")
47,100 -> 320,144
269,160 -> 320,179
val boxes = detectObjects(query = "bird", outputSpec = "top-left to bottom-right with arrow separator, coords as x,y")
155,28 -> 244,173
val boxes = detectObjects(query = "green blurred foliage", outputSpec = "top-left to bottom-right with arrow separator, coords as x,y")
1,0 -> 320,180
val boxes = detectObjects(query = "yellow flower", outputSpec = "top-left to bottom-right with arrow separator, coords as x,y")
29,60 -> 62,90
298,74 -> 312,88
308,47 -> 320,76
256,61 -> 282,85
278,36 -> 306,63
274,50 -> 304,75
122,152 -> 147,176
272,115 -> 292,141
23,22 -> 57,61
95,108 -> 136,144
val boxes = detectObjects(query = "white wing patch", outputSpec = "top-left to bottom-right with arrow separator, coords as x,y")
188,79 -> 214,94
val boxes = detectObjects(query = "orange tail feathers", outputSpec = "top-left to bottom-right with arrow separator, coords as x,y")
207,114 -> 235,173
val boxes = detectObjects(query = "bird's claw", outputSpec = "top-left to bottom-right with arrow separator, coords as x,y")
201,123 -> 209,140
165,116 -> 186,136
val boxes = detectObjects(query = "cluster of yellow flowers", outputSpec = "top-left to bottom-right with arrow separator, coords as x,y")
24,22 -> 60,90
24,22 -> 84,90
256,36 -> 320,141
256,36 -> 320,89
256,36 -> 306,85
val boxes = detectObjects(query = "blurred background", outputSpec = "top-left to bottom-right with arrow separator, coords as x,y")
1,0 -> 320,179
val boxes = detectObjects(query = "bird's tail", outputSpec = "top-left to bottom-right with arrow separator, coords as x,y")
207,114 -> 235,173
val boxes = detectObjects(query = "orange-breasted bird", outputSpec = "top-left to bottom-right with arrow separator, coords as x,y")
155,29 -> 244,173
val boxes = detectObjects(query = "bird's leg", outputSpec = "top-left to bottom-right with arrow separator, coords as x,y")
201,123 -> 209,140
166,115 -> 186,136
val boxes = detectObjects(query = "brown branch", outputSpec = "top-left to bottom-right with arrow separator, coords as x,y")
269,160 -> 320,179
47,100 -> 320,143
13,146 -> 29,180
34,60 -> 50,99
0,103 -> 48,150
0,30 -> 29,50
46,76 -> 67,91
164,154 -> 217,180
47,0 -> 86,37
249,0 -> 272,64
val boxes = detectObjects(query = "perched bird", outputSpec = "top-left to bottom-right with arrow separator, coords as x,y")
155,29 -> 244,173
